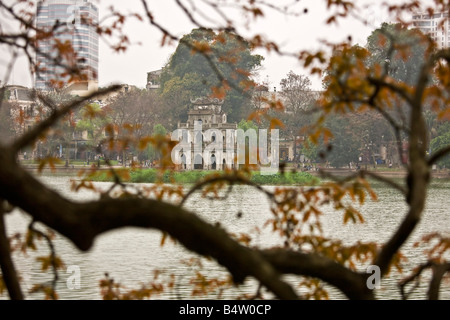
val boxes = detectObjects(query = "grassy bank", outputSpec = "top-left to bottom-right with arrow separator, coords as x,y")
90,168 -> 318,185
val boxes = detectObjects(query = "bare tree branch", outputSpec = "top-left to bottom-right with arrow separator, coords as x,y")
399,261 -> 450,300
28,221 -> 60,299
428,262 -> 450,300
10,85 -> 122,154
179,172 -> 274,207
0,151 -> 385,300
368,77 -> 414,107
261,249 -> 374,300
399,262 -> 431,300
318,168 -> 407,196
428,145 -> 450,166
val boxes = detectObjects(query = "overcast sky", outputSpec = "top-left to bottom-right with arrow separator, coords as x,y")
2,0 -> 425,90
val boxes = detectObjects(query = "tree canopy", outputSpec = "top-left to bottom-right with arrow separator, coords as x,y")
160,28 -> 264,123
366,22 -> 428,85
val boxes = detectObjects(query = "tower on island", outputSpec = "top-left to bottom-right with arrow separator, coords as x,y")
175,97 -> 237,170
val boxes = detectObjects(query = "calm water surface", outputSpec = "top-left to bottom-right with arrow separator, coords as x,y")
3,176 -> 450,300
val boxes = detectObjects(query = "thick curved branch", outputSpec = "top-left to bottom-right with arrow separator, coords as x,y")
0,149 -> 381,299
0,148 -> 298,300
181,173 -> 377,297
373,46 -> 434,278
0,208 -> 24,300
261,249 -> 374,300
428,262 -> 450,300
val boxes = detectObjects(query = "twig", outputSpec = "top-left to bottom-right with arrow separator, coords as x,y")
399,261 -> 450,300
428,145 -> 450,166
0,203 -> 24,300
28,221 -> 59,300
179,171 -> 274,207
399,262 -> 431,300
10,85 -> 121,154
318,168 -> 407,196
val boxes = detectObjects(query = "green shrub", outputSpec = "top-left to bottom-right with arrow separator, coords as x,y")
89,168 -> 318,185
250,171 -> 317,185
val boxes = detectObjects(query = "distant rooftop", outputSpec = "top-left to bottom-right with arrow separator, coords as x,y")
6,85 -> 36,102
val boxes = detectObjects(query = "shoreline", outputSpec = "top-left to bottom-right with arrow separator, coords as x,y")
315,168 -> 450,180
22,164 -> 450,181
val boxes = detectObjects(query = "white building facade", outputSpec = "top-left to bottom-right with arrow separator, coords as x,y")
174,97 -> 238,170
412,11 -> 450,48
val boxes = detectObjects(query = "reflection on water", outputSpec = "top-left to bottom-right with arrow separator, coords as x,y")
3,176 -> 450,300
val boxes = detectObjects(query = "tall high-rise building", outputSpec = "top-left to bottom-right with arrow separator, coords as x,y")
412,11 -> 450,48
35,0 -> 99,91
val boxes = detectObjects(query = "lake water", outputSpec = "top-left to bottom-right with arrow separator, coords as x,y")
2,176 -> 450,300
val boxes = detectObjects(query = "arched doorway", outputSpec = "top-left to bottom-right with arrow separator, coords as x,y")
194,154 -> 203,170
195,132 -> 203,145
211,154 -> 216,170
